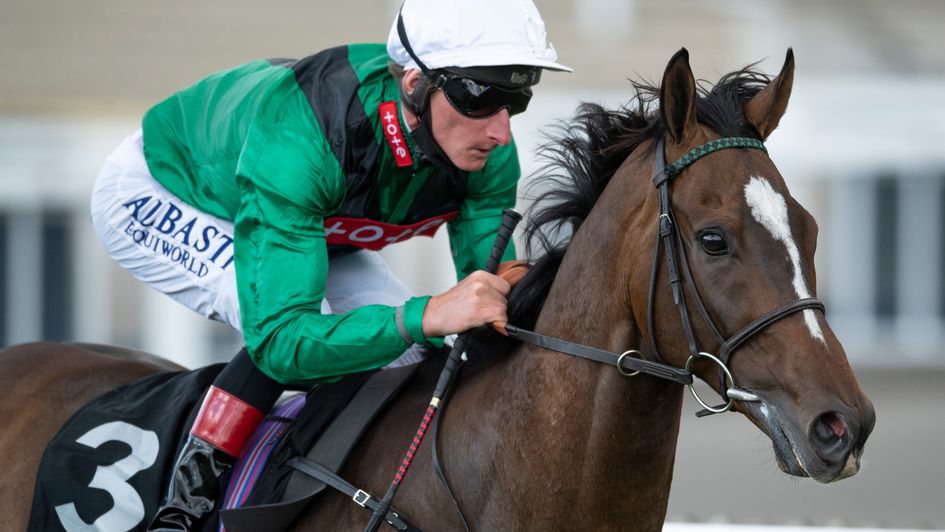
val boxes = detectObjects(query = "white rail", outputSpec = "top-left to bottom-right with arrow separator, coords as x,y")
665,524 -> 939,532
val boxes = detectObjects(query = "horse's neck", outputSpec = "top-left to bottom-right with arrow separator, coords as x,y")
466,193 -> 684,529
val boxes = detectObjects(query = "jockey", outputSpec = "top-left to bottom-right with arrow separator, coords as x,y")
90,0 -> 570,530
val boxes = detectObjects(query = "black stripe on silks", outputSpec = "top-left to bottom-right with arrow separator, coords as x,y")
288,46 -> 383,222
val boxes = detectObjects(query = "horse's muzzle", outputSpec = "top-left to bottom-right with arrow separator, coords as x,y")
744,393 -> 875,483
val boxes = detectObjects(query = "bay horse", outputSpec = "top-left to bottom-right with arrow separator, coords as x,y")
0,48 -> 874,531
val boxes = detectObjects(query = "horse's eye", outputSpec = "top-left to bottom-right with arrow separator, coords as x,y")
700,231 -> 729,255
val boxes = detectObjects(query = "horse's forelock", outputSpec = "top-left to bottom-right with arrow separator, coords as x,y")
697,66 -> 774,138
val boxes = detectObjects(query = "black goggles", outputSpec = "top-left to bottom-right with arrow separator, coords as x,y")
433,73 -> 533,119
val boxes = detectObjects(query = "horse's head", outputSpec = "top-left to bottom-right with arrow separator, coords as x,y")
623,48 -> 875,483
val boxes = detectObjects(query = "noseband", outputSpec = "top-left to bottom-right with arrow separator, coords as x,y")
649,135 -> 824,415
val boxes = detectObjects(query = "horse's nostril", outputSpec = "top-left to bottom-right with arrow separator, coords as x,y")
824,412 -> 845,438
811,412 -> 853,463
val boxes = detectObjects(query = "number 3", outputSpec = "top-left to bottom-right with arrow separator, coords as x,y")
54,421 -> 159,532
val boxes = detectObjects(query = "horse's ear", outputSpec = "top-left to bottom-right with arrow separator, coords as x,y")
660,48 -> 698,146
744,48 -> 795,141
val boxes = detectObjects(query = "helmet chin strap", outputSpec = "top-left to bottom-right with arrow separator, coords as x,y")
402,85 -> 461,173
396,9 -> 465,174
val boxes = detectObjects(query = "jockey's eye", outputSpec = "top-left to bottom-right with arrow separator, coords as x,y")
700,230 -> 729,256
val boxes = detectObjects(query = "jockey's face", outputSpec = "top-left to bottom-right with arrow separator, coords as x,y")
428,89 -> 512,171
402,69 -> 513,172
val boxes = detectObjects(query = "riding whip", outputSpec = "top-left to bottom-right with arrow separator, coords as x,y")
363,209 -> 522,532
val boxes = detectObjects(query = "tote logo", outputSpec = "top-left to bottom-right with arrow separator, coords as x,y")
379,101 -> 413,167
325,213 -> 458,251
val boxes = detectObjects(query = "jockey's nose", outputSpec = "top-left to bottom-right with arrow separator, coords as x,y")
486,108 -> 512,146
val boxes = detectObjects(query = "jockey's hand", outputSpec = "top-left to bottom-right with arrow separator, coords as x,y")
422,270 -> 511,338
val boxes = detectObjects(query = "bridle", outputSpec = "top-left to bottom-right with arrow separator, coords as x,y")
504,134 -> 825,416
646,135 -> 825,415
427,135 -> 829,531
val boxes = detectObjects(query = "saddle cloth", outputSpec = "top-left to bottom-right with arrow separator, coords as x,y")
27,360 -> 420,532
27,364 -> 223,532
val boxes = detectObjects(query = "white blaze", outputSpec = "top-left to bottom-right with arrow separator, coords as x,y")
743,176 -> 826,344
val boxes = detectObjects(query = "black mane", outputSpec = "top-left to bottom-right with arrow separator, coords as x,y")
507,66 -> 775,329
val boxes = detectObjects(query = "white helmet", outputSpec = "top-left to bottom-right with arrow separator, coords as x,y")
387,0 -> 572,74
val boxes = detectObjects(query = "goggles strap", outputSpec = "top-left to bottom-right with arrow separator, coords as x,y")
397,8 -> 436,115
396,7 -> 466,174
397,9 -> 436,77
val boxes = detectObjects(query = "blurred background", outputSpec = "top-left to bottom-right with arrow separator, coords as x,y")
1,0 -> 942,529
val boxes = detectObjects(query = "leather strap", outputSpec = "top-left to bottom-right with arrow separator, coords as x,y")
503,324 -> 692,384
652,136 -> 705,360
718,298 -> 825,363
285,363 -> 421,498
430,364 -> 471,532
286,457 -> 420,531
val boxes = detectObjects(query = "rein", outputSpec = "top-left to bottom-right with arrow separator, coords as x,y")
502,135 -> 825,416
501,325 -> 692,383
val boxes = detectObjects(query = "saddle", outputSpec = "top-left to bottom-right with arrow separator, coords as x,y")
220,362 -> 424,532
28,356 -> 430,532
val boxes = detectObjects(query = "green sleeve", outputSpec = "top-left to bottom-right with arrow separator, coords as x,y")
233,122 -> 435,385
447,140 -> 520,280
